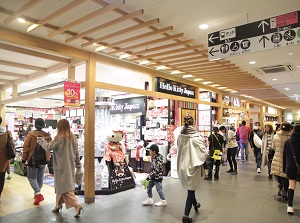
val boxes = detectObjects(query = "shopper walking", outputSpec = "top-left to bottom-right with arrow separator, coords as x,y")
237,120 -> 251,162
37,119 -> 83,218
283,122 -> 300,214
177,116 -> 207,223
205,126 -> 224,181
270,122 -> 291,200
142,144 -> 167,207
262,124 -> 275,179
22,118 -> 52,205
225,126 -> 238,175
249,122 -> 263,173
0,116 -> 15,199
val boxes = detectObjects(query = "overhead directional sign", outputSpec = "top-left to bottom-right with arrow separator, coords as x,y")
208,10 -> 300,60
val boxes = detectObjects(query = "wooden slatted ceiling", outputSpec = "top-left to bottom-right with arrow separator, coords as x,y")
0,0 -> 299,108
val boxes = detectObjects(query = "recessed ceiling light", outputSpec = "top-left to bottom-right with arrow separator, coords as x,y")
231,90 -> 238,93
211,84 -> 220,87
194,78 -> 203,81
183,74 -> 193,78
17,18 -> 25,23
219,87 -> 227,89
203,81 -> 212,85
272,78 -> 278,81
27,23 -> 39,32
209,58 -> 221,61
288,52 -> 294,55
284,87 -> 290,91
119,54 -> 130,59
225,89 -> 232,91
199,24 -> 209,29
249,61 -> 256,64
139,60 -> 150,65
297,65 -> 300,68
171,70 -> 181,75
156,65 -> 168,70
95,46 -> 107,51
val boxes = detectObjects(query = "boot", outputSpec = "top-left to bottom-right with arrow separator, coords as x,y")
182,216 -> 193,223
282,190 -> 288,200
278,184 -> 283,196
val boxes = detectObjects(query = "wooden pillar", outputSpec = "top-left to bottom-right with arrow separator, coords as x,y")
151,75 -> 155,92
259,105 -> 264,127
217,93 -> 223,124
84,53 -> 96,203
245,101 -> 250,127
12,85 -> 18,98
68,66 -> 76,80
0,87 -> 6,123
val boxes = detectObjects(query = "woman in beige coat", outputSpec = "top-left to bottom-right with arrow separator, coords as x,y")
262,124 -> 275,179
270,122 -> 291,200
37,119 -> 83,218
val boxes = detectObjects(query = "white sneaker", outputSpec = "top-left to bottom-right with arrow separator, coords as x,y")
257,168 -> 261,173
287,206 -> 294,214
155,200 -> 167,207
142,198 -> 153,206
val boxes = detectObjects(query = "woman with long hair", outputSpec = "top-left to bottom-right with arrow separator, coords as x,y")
37,119 -> 83,218
262,124 -> 275,179
176,116 -> 207,223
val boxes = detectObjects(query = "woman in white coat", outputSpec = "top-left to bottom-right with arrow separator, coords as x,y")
177,116 -> 207,223
37,119 -> 83,218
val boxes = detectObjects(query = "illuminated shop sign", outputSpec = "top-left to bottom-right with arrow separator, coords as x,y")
110,97 -> 145,114
155,77 -> 196,99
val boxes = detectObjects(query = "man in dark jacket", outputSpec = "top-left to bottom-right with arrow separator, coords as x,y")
250,122 -> 264,173
283,122 -> 300,214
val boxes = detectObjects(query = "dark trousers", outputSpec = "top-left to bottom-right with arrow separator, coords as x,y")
184,190 -> 197,216
253,147 -> 262,168
0,172 -> 5,196
227,147 -> 238,171
267,151 -> 275,175
208,158 -> 220,178
278,176 -> 289,191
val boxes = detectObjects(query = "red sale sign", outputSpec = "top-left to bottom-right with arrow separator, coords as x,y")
64,81 -> 80,107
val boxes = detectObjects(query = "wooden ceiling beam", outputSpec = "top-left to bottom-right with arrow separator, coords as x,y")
0,60 -> 45,72
27,0 -> 87,32
0,71 -> 28,78
149,51 -> 207,63
130,39 -> 195,55
82,18 -> 160,48
155,55 -> 207,65
105,26 -> 173,48
109,33 -> 184,55
166,59 -> 229,68
133,45 -> 204,61
0,79 -> 13,83
175,62 -> 234,70
0,43 -> 70,63
66,9 -> 144,43
49,0 -> 125,38
3,0 -> 41,25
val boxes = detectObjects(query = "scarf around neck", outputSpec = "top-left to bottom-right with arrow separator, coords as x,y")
181,125 -> 197,135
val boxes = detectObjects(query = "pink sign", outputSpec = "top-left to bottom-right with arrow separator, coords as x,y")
64,81 -> 80,107
270,11 -> 298,28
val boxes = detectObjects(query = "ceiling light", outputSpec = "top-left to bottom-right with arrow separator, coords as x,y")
272,78 -> 278,81
249,61 -> 256,64
93,43 -> 98,46
119,54 -> 130,59
297,65 -> 300,68
20,82 -> 36,87
219,87 -> 227,89
231,90 -> 238,93
199,24 -> 209,29
139,60 -> 150,65
203,81 -> 212,85
288,52 -> 293,55
225,89 -> 232,91
194,78 -> 203,81
95,45 -> 107,51
183,74 -> 193,78
27,23 -> 39,32
35,98 -> 43,100
17,18 -> 25,23
156,65 -> 168,70
284,88 -> 290,91
171,70 -> 181,75
211,84 -> 220,87
209,58 -> 221,61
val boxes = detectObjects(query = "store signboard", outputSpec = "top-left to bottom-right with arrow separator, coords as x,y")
64,81 -> 80,107
208,10 -> 300,60
155,77 -> 196,99
110,97 -> 145,114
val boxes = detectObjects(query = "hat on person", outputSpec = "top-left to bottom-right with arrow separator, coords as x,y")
35,118 -> 45,129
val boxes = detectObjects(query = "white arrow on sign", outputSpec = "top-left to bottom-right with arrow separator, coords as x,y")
209,33 -> 219,43
258,20 -> 269,33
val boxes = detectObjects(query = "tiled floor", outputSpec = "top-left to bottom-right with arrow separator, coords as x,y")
1,160 -> 300,223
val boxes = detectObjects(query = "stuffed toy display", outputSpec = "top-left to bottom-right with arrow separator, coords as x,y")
104,130 -> 126,176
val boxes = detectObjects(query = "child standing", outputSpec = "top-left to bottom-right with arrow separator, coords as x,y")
142,144 -> 167,207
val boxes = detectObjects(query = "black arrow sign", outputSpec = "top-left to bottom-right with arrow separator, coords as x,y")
259,36 -> 269,48
209,47 -> 219,56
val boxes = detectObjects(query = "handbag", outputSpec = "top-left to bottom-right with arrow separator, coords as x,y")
253,132 -> 262,148
288,139 -> 300,175
75,167 -> 83,185
203,156 -> 212,169
7,131 -> 15,160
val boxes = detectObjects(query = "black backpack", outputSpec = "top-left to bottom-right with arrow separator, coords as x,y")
28,141 -> 47,167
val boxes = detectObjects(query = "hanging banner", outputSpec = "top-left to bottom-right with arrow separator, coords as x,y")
64,81 -> 80,107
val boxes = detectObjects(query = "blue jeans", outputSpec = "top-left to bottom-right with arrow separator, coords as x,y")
147,180 -> 165,200
240,143 -> 249,161
27,165 -> 45,194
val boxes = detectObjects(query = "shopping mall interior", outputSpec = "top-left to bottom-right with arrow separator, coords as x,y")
0,0 -> 300,222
